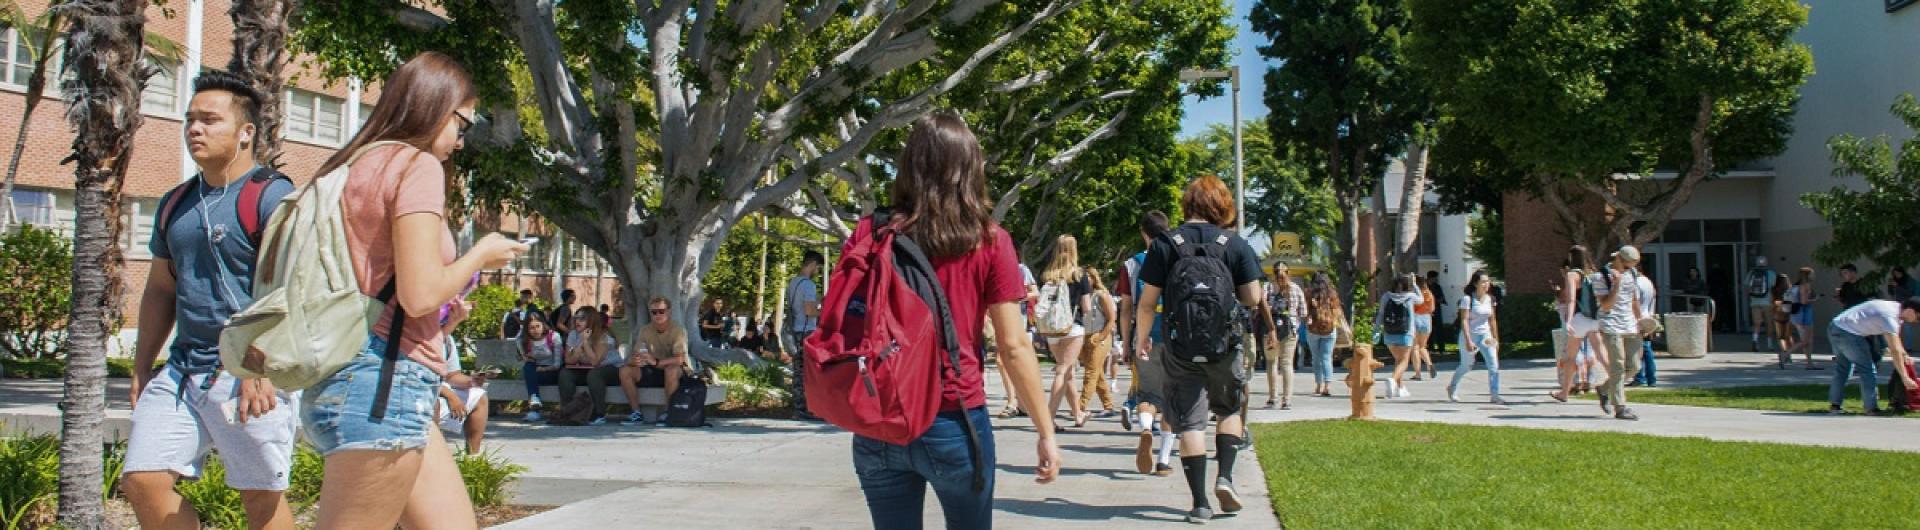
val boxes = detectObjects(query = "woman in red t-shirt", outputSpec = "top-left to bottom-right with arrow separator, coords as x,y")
297,52 -> 526,529
848,112 -> 1061,528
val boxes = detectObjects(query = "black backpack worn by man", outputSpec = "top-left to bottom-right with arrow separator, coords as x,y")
1162,224 -> 1243,364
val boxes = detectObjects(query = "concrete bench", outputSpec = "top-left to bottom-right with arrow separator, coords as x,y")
470,339 -> 729,417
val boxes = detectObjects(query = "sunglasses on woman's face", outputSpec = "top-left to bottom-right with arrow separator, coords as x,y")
651,308 -> 669,316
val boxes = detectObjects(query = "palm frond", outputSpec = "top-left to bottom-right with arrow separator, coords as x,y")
142,30 -> 183,61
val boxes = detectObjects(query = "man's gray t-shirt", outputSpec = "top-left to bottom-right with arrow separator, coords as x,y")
788,277 -> 819,333
148,172 -> 295,373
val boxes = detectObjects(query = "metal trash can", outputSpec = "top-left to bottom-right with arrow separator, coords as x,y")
1667,312 -> 1709,358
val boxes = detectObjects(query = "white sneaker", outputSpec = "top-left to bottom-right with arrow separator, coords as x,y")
1384,379 -> 1398,399
1398,387 -> 1411,398
1446,385 -> 1460,403
529,395 -> 543,408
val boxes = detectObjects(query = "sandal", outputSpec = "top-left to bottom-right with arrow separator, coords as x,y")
997,406 -> 1019,419
1073,411 -> 1090,428
1549,391 -> 1569,403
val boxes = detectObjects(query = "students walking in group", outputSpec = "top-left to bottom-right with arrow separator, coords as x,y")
1260,266 -> 1305,409
124,69 -> 302,530
1121,211 -> 1179,477
1131,175 -> 1266,524
1596,246 -> 1648,421
296,52 -> 527,529
1077,268 -> 1120,418
1827,298 -> 1920,415
819,112 -> 1060,528
1376,274 -> 1423,399
786,251 -> 825,420
1552,246 -> 1608,403
1038,235 -> 1096,428
1787,267 -> 1821,370
1447,270 -> 1503,404
1303,273 -> 1349,398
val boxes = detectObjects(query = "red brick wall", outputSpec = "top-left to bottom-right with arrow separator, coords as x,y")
1502,193 -> 1606,295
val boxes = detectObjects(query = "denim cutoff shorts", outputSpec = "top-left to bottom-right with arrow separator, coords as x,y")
300,334 -> 441,456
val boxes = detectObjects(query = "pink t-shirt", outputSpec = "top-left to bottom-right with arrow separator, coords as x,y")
341,143 -> 460,376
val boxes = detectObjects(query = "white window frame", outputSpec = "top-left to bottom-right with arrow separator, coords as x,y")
284,88 -> 348,147
1,25 -> 28,89
140,57 -> 184,118
12,188 -> 57,228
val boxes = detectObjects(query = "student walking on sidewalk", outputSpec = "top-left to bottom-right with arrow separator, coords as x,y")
1552,246 -> 1608,403
124,69 -> 301,530
1596,246 -> 1648,421
1448,270 -> 1503,404
1077,268 -> 1120,417
295,52 -> 528,529
785,251 -> 825,420
1303,273 -> 1348,398
1376,274 -> 1423,399
830,112 -> 1060,528
1131,175 -> 1266,524
1038,235 -> 1096,428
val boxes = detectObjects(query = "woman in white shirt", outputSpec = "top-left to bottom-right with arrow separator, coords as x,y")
1448,270 -> 1503,404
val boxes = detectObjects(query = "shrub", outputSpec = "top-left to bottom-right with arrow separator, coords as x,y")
0,434 -> 58,529
454,449 -> 527,509
1498,293 -> 1560,343
1,357 -> 139,379
0,226 -> 72,360
712,362 -> 789,407
175,456 -> 249,529
285,444 -> 326,509
1350,272 -> 1378,341
456,284 -> 520,347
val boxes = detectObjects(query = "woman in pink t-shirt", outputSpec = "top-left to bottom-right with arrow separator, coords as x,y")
297,52 -> 526,530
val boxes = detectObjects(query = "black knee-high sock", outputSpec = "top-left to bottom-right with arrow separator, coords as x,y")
1181,455 -> 1210,509
1216,434 -> 1243,482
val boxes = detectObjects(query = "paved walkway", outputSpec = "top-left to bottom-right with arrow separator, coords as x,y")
3,349 -> 1914,529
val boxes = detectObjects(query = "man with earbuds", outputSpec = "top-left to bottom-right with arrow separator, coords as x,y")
123,70 -> 301,530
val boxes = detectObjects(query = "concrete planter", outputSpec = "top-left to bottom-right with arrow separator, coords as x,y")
1667,313 -> 1709,358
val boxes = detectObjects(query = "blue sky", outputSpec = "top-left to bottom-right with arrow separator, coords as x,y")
1178,0 -> 1273,140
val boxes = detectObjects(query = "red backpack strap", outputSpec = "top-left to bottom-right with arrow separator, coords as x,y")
154,178 -> 196,239
235,169 -> 290,247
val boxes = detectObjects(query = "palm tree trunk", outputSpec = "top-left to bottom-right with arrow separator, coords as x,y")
1393,142 -> 1430,274
57,1 -> 148,527
226,0 -> 298,166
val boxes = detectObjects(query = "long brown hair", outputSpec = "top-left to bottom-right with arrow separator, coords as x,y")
1308,272 -> 1344,331
314,52 -> 474,195
891,112 -> 993,258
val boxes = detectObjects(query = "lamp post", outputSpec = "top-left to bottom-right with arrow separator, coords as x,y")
1180,66 -> 1243,230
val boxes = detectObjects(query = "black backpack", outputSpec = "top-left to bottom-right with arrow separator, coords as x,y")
1269,286 -> 1295,341
1162,225 -> 1241,364
502,309 -> 525,338
664,372 -> 712,427
1381,296 -> 1412,336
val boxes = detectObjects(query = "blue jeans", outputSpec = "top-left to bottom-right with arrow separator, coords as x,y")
1828,327 -> 1881,411
853,407 -> 996,529
1633,339 -> 1657,386
1306,332 -> 1336,385
300,335 -> 441,456
1449,332 -> 1500,397
522,362 -> 561,398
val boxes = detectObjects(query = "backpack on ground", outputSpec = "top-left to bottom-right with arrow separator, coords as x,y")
1574,270 -> 1602,320
1162,224 -> 1241,364
1034,279 -> 1078,336
665,371 -> 713,427
219,141 -> 412,420
1891,360 -> 1920,413
547,390 -> 596,426
1381,296 -> 1412,336
1747,270 -> 1770,298
803,212 -> 986,492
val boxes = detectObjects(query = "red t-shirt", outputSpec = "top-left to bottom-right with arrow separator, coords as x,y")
921,226 -> 1027,411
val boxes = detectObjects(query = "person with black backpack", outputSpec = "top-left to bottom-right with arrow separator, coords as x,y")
1259,266 -> 1305,410
1376,274 -> 1424,399
1130,175 -> 1265,524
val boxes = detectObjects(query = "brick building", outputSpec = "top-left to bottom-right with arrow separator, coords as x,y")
1,0 -> 617,340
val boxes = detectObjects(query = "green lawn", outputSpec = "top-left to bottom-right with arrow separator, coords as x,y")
1251,420 -> 1920,529
1574,384 -> 1914,417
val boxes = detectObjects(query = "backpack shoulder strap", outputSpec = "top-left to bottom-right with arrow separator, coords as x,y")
154,177 -> 199,238
889,232 -> 986,492
236,168 -> 292,247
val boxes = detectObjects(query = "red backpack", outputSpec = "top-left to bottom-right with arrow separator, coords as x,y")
803,213 -> 985,491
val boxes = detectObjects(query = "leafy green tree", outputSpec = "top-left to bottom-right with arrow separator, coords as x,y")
1465,208 -> 1504,280
1182,121 -> 1338,244
1409,0 -> 1812,249
454,284 -> 518,345
1801,94 -> 1920,274
1251,0 -> 1423,304
295,0 -> 1118,337
0,225 -> 73,360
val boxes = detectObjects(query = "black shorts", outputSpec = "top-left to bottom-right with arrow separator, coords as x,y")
1165,348 -> 1248,434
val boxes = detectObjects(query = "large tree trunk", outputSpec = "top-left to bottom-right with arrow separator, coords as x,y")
226,0 -> 298,166
1393,142 -> 1431,274
57,1 -> 148,527
1371,178 -> 1390,276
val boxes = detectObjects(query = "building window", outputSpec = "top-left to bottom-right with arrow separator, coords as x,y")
141,58 -> 183,115
1,25 -> 35,86
568,240 -> 601,275
356,103 -> 372,134
285,89 -> 347,146
1418,213 -> 1439,258
13,189 -> 55,227
513,238 -> 552,274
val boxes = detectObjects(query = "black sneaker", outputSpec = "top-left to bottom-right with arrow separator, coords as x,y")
1866,408 -> 1888,417
1152,463 -> 1173,476
1120,409 -> 1134,432
1828,405 -> 1844,415
1185,506 -> 1214,524
1214,479 -> 1244,513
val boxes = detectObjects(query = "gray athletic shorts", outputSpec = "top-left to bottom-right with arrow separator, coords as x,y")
123,366 -> 300,491
1134,345 -> 1171,410
1164,345 -> 1248,434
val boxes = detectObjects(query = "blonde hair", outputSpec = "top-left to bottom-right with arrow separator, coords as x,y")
1041,235 -> 1083,284
1085,267 -> 1107,292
